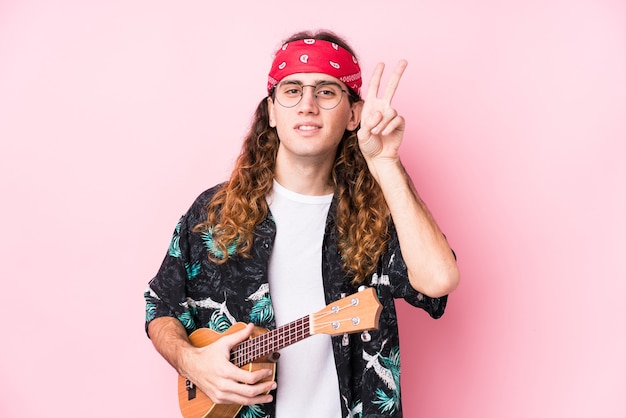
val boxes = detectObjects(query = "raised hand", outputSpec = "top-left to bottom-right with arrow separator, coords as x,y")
357,60 -> 408,166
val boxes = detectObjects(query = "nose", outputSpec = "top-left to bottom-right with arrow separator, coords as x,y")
298,85 -> 319,113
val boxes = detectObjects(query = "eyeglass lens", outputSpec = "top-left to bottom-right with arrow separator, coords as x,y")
275,81 -> 346,110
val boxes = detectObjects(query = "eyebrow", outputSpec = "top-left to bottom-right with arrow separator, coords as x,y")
278,79 -> 341,86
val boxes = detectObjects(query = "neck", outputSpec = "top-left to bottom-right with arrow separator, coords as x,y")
274,153 -> 335,196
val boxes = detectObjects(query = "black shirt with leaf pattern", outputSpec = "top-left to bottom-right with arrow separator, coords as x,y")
145,184 -> 448,418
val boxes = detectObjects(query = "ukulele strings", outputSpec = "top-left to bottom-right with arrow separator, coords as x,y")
231,316 -> 311,366
230,298 -> 358,365
311,300 -> 357,331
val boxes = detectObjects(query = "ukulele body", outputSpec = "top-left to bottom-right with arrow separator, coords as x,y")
177,323 -> 276,418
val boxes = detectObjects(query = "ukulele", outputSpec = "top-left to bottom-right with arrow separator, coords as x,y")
178,287 -> 382,418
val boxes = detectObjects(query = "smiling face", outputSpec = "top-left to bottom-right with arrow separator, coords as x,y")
268,72 -> 362,166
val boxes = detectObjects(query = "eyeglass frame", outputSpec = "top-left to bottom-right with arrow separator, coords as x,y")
270,80 -> 359,110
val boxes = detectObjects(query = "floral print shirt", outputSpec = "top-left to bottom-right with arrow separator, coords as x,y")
144,184 -> 448,418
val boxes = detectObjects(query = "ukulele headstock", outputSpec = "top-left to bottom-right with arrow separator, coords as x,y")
310,287 -> 382,336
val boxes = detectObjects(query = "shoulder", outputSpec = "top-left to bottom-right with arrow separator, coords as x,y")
191,182 -> 227,210
192,182 -> 226,207
181,182 -> 227,226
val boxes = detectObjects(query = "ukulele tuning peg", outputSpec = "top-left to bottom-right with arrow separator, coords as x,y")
342,333 -> 350,347
358,285 -> 368,292
361,330 -> 371,343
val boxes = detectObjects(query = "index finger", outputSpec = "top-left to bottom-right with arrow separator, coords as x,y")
382,59 -> 408,104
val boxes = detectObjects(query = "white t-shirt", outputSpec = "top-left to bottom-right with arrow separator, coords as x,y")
267,180 -> 341,417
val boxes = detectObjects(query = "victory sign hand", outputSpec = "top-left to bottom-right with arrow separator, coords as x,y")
357,60 -> 408,166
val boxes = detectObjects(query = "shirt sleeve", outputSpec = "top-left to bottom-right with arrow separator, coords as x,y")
381,223 -> 449,319
144,211 -> 198,336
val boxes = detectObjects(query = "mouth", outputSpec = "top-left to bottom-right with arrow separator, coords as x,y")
296,124 -> 321,132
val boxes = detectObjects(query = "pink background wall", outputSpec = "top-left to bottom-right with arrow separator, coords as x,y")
1,0 -> 624,416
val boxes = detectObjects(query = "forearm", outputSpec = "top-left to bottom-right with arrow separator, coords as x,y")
147,317 -> 275,405
147,316 -> 195,377
371,159 -> 459,297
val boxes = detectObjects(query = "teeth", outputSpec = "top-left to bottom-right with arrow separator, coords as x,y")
298,125 -> 318,131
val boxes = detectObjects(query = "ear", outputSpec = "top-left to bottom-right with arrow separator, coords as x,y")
267,97 -> 276,128
346,101 -> 363,131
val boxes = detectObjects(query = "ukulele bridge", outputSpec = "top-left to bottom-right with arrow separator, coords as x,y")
185,379 -> 197,400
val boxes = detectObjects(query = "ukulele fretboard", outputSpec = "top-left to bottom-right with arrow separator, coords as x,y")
231,316 -> 311,367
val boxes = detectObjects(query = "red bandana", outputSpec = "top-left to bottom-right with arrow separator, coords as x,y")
267,39 -> 362,95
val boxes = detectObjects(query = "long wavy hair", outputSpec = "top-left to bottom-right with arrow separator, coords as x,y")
194,30 -> 390,285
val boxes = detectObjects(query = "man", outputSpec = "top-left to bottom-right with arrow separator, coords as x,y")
145,29 -> 459,417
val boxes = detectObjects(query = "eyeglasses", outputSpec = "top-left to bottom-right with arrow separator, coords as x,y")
274,81 -> 348,110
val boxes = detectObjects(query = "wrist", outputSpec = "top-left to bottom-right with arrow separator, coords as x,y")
366,157 -> 404,185
177,340 -> 201,379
